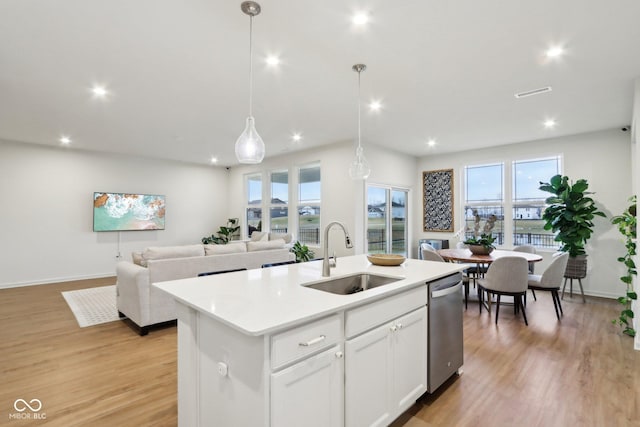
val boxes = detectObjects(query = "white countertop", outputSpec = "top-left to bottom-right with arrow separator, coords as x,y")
153,254 -> 465,336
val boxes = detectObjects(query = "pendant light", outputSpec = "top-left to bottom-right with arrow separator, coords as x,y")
349,64 -> 371,180
235,1 -> 265,164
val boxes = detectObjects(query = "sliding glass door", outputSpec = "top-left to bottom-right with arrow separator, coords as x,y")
367,185 -> 408,256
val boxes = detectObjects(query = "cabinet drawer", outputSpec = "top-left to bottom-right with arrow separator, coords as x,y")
271,314 -> 342,369
345,285 -> 427,338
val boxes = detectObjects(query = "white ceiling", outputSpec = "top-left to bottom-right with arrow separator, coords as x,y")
1,0 -> 639,167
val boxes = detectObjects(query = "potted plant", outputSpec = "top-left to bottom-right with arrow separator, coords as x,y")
290,241 -> 315,263
463,211 -> 498,255
539,175 -> 606,292
463,233 -> 496,255
611,196 -> 637,337
202,218 -> 240,245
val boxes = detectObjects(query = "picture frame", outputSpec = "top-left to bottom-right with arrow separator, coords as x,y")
93,192 -> 165,231
422,169 -> 454,232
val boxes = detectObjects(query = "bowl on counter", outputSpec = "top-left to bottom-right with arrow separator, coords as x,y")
367,254 -> 406,266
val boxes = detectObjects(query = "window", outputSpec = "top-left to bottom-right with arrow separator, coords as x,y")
270,170 -> 289,235
246,173 -> 262,236
463,156 -> 562,249
512,157 -> 560,247
298,164 -> 321,246
464,163 -> 504,245
244,163 -> 321,245
367,185 -> 408,256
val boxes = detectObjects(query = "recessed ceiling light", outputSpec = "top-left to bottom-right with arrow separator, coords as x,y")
210,156 -> 218,164
369,100 -> 382,112
352,12 -> 369,25
545,46 -> 564,59
544,119 -> 557,129
427,139 -> 436,147
266,56 -> 280,66
59,135 -> 71,145
292,133 -> 302,142
91,85 -> 109,99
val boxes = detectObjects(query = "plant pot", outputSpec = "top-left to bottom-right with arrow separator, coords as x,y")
468,245 -> 493,255
565,255 -> 587,279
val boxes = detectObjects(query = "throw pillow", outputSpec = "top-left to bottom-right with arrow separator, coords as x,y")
204,242 -> 248,255
250,231 -> 269,241
131,251 -> 145,267
142,244 -> 205,262
269,232 -> 293,244
247,239 -> 286,252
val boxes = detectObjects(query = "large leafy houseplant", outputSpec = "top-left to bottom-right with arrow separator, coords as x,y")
539,175 -> 606,257
611,196 -> 637,337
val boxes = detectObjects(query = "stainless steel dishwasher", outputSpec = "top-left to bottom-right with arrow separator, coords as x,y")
427,272 -> 464,393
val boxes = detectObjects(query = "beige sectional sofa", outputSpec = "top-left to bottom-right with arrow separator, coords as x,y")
116,238 -> 295,335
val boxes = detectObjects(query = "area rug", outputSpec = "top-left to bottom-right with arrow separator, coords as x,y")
62,285 -> 121,327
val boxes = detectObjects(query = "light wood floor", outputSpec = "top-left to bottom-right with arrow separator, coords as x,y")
1,278 -> 639,427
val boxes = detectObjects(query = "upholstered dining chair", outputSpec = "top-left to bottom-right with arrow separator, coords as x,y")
527,252 -> 569,320
421,249 -> 446,263
513,244 -> 537,274
198,267 -> 247,277
261,260 -> 297,268
478,256 -> 529,325
421,248 -> 472,309
419,242 -> 437,259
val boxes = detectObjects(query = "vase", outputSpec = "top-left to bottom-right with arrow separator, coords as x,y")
468,245 -> 493,255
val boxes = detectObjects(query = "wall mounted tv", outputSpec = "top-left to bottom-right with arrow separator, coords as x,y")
93,192 -> 165,231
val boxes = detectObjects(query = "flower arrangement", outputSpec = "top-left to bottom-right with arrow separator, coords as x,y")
463,210 -> 497,250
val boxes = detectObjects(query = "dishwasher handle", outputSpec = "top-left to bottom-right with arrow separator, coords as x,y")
431,282 -> 462,298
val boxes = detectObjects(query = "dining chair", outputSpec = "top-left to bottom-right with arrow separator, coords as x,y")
419,242 -> 437,259
527,252 -> 569,320
422,249 -> 471,309
513,244 -> 537,274
478,257 -> 529,325
261,260 -> 297,268
198,267 -> 247,277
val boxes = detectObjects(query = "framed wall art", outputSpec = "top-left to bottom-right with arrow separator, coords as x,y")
422,169 -> 454,232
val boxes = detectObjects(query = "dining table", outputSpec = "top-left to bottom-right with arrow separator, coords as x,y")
436,248 -> 543,265
436,248 -> 543,310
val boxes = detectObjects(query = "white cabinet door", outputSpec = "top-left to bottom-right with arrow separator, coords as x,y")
345,306 -> 427,427
271,345 -> 344,427
390,306 -> 427,413
345,324 -> 392,427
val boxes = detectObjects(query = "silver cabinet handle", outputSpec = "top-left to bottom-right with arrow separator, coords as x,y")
299,335 -> 326,347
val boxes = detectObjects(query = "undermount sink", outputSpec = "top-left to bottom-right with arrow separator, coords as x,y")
302,273 -> 402,295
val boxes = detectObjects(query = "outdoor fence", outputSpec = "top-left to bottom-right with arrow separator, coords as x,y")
465,232 -> 557,248
367,229 -> 405,253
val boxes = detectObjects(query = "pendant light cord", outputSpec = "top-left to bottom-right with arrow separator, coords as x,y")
248,15 -> 254,117
357,69 -> 361,149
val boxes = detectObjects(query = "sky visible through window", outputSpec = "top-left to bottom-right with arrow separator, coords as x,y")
514,158 -> 560,200
466,164 -> 503,202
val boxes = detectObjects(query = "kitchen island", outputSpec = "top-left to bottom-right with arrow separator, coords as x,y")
154,254 -> 465,427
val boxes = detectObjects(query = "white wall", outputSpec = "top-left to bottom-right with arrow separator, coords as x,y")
0,140 -> 229,288
226,141 -> 417,258
414,128 -> 632,299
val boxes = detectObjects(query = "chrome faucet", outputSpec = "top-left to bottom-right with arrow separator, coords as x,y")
322,221 -> 353,277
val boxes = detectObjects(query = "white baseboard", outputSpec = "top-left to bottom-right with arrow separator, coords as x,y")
0,273 -> 116,289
